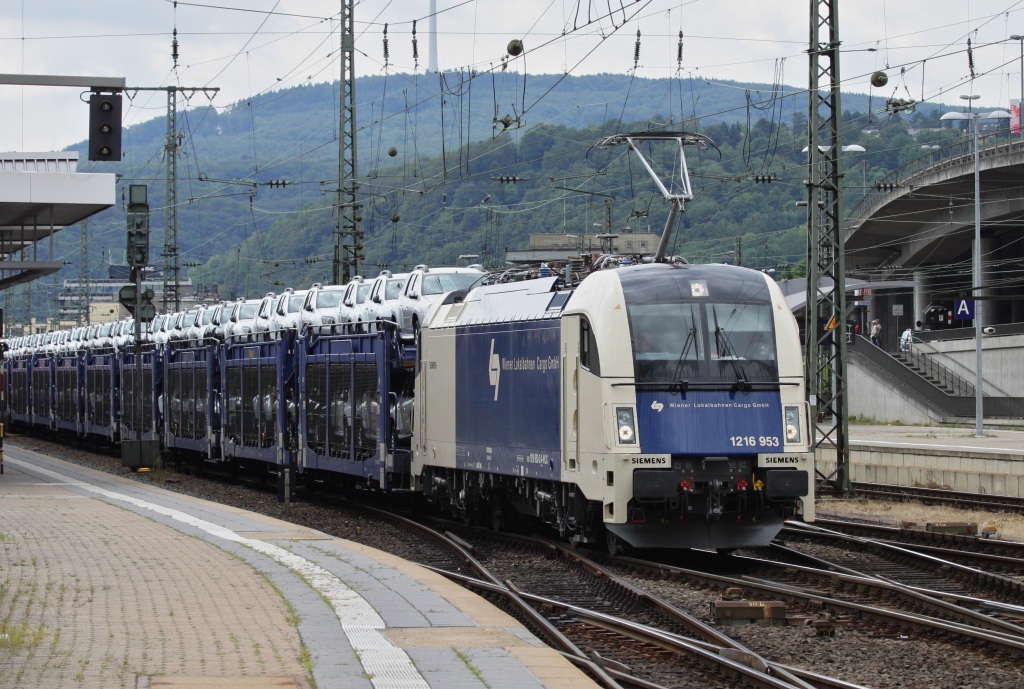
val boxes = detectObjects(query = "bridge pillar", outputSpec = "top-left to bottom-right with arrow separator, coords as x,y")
913,270 -> 930,330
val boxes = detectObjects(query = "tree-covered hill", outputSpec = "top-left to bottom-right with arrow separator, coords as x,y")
8,72 -> 957,322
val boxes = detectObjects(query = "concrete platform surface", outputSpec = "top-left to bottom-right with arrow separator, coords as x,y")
0,445 -> 597,689
847,423 -> 1024,456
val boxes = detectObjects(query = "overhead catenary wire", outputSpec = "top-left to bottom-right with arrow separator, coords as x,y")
16,1 -> 1024,323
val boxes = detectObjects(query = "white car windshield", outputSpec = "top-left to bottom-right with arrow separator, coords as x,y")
385,279 -> 405,299
422,273 -> 481,295
317,291 -> 343,308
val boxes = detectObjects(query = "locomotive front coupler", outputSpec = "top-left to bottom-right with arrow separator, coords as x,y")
706,479 -> 724,522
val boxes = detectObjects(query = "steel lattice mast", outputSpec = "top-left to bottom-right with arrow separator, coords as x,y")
163,88 -> 179,312
333,0 -> 362,285
124,85 -> 218,312
805,0 -> 851,492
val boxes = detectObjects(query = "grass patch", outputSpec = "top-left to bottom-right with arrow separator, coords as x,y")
0,620 -> 48,654
454,650 -> 489,688
299,644 -> 318,688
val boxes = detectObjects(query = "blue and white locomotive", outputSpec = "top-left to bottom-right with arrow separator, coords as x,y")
2,260 -> 813,551
414,262 -> 813,551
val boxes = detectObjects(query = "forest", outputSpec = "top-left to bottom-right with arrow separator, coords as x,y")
3,71 -> 967,323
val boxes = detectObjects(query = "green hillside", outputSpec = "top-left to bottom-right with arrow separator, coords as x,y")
6,72 -> 957,322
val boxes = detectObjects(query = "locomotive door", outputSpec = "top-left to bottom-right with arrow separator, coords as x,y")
561,315 -> 580,476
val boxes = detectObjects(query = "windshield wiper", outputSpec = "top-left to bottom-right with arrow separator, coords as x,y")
672,306 -> 699,384
714,325 -> 746,379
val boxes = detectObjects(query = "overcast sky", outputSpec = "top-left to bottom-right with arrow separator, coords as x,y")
3,0 -> 1024,154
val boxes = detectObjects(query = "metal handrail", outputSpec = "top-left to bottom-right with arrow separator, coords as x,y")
851,336 -> 1024,418
895,348 -> 974,397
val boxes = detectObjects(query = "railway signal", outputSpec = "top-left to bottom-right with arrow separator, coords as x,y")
126,185 -> 150,268
88,93 -> 122,161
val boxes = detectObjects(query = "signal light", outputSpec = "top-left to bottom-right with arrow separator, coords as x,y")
127,217 -> 149,268
126,184 -> 150,268
88,94 -> 122,161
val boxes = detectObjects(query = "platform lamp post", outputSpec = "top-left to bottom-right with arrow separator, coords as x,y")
938,96 -> 1008,437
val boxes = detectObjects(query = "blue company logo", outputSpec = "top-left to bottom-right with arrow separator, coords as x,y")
651,400 -> 664,412
489,338 -> 501,401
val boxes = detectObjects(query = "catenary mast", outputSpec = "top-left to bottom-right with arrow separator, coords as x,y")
333,0 -> 362,284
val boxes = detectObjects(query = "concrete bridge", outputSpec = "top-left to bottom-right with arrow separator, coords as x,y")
845,138 -> 1024,328
844,139 -> 1024,424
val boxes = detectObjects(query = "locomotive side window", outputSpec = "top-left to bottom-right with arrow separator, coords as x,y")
580,317 -> 600,374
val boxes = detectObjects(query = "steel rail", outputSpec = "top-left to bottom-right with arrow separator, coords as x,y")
604,553 -> 1024,656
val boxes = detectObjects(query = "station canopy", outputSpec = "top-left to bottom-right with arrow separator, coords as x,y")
0,151 -> 115,290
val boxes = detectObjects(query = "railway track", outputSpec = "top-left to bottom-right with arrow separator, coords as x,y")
852,481 -> 1024,514
590,545 -> 1024,657
777,521 -> 1024,598
376,511 -> 857,689
800,517 -> 1024,575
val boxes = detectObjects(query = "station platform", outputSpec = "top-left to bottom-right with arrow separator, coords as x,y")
848,422 -> 1024,453
819,423 -> 1024,496
0,445 -> 597,689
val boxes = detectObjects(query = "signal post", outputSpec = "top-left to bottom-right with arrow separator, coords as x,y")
120,185 -> 159,469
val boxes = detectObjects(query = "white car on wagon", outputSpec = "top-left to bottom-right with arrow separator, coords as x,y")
355,270 -> 410,333
396,265 -> 486,339
299,283 -> 348,333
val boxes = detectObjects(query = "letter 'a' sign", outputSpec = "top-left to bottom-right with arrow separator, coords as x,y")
955,299 -> 975,320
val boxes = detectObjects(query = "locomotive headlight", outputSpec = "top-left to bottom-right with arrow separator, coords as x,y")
784,404 -> 802,444
615,407 -> 637,445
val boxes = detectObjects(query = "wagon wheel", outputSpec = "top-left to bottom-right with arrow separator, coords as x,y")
606,530 -> 624,556
490,504 -> 505,533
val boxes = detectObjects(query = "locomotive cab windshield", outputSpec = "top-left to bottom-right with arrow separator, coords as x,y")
629,300 -> 778,387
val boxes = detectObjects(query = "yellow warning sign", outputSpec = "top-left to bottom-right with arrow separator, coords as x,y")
825,315 -> 838,330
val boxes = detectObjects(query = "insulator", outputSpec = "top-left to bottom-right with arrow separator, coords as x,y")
677,31 -> 683,67
382,23 -> 389,62
412,20 -> 419,63
172,28 -> 179,66
634,29 -> 641,68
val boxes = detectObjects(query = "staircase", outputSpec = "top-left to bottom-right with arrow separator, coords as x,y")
891,349 -> 975,397
850,336 -> 1024,419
